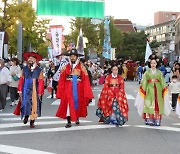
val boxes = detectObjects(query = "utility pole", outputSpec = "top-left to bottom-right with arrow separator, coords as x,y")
17,0 -> 23,62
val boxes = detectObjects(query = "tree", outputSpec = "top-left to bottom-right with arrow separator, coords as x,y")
0,0 -> 50,58
65,17 -> 99,56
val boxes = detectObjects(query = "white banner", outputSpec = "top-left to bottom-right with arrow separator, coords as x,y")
51,27 -> 62,57
0,32 -> 5,59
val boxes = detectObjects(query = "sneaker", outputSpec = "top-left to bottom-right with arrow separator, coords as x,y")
14,100 -> 18,105
30,120 -> 35,128
10,102 -> 15,106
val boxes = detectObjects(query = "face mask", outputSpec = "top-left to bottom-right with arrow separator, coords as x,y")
172,79 -> 177,82
23,63 -> 27,66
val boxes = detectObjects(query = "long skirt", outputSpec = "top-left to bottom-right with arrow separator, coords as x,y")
96,99 -> 127,126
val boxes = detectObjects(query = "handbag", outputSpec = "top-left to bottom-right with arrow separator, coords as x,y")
12,66 -> 20,81
12,75 -> 19,81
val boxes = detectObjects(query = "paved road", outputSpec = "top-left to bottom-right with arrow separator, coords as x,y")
0,81 -> 180,154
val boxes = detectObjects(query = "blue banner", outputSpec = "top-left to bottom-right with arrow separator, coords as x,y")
102,17 -> 111,59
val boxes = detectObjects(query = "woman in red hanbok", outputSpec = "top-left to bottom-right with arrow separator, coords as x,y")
96,64 -> 129,126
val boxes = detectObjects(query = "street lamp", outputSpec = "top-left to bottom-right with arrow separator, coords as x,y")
17,0 -> 22,62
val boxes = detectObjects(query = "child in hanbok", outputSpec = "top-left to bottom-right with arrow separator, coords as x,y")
96,64 -> 129,126
135,54 -> 171,126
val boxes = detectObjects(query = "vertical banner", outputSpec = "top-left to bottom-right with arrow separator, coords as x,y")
102,17 -> 111,59
50,25 -> 64,57
0,32 -> 5,59
3,44 -> 8,59
145,39 -> 152,63
76,28 -> 84,56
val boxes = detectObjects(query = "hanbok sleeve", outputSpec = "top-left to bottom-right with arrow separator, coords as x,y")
134,72 -> 147,116
159,71 -> 171,116
38,71 -> 44,95
176,93 -> 180,116
17,70 -> 24,93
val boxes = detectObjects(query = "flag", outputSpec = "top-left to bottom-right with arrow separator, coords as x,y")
102,17 -> 111,59
0,32 -> 4,59
76,28 -> 84,56
50,25 -> 64,57
145,39 -> 152,62
36,0 -> 105,18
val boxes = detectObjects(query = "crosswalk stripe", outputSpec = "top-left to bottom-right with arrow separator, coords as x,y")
0,124 -> 130,136
134,125 -> 180,132
1,116 -> 58,121
51,99 -> 60,105
0,144 -> 55,154
0,120 -> 92,129
172,123 -> 180,126
0,113 -> 14,116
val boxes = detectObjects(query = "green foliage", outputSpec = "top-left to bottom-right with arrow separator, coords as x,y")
0,0 -> 50,58
119,31 -> 148,62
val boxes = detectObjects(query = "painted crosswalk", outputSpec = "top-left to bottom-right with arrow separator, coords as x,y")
49,92 -> 135,106
0,113 -> 129,136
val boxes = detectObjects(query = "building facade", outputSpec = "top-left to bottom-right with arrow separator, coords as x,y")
174,15 -> 180,62
154,11 -> 180,25
145,20 -> 175,60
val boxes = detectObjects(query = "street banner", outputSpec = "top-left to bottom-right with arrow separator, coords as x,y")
37,0 -> 105,18
102,17 -> 111,59
145,39 -> 152,63
50,25 -> 64,57
53,56 -> 69,81
76,28 -> 84,56
0,32 -> 5,59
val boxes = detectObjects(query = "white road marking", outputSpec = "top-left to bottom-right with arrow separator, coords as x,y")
135,125 -> 180,132
0,120 -> 92,129
1,116 -> 58,121
172,123 -> 180,126
126,94 -> 135,99
0,113 -> 14,116
51,99 -> 60,105
0,144 -> 55,154
0,124 -> 130,136
89,99 -> 95,106
6,97 -> 10,100
92,89 -> 101,92
47,94 -> 56,99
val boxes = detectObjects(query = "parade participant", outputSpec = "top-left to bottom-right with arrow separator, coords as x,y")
135,54 -> 171,126
56,49 -> 94,128
96,64 -> 129,126
175,92 -> 180,118
0,59 -> 11,111
14,52 -> 44,128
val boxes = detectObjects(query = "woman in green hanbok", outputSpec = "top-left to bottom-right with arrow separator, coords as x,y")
135,54 -> 171,126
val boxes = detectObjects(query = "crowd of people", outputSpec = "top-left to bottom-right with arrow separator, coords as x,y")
0,50 -> 179,128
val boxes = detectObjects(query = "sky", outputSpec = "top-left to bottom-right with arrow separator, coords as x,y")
1,0 -> 179,34
105,0 -> 180,26
32,0 -> 180,34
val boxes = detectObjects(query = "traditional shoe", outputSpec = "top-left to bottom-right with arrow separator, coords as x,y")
99,119 -> 104,123
10,102 -> 15,106
75,119 -> 80,125
30,120 -> 35,128
65,123 -> 72,128
23,116 -> 28,124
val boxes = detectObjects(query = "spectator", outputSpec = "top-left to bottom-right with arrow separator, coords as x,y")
9,58 -> 21,106
0,59 -> 11,111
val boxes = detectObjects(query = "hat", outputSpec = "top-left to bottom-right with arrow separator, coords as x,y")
23,52 -> 42,61
67,49 -> 84,57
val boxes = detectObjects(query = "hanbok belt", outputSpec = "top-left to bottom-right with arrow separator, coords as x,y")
148,79 -> 160,83
66,75 -> 81,81
109,84 -> 120,87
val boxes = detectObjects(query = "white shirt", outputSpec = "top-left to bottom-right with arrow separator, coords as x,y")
9,65 -> 21,87
169,81 -> 180,94
0,67 -> 12,85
